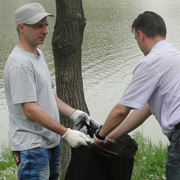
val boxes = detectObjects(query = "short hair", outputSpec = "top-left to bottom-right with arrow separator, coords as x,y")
132,11 -> 167,38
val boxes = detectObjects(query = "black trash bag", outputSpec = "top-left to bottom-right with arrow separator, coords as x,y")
65,119 -> 138,180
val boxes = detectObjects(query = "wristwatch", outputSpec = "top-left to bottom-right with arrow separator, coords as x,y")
95,129 -> 105,140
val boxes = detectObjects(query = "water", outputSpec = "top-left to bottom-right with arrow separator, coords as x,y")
2,0 -> 180,150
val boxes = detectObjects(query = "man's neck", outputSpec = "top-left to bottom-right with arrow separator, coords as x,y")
145,36 -> 165,56
17,42 -> 39,56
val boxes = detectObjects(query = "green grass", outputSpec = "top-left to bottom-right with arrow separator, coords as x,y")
0,142 -> 17,180
0,132 -> 168,180
131,131 -> 168,180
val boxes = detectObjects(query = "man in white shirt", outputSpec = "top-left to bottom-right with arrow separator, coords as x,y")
93,11 -> 180,180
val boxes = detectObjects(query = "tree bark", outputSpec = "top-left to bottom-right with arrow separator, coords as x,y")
52,0 -> 88,179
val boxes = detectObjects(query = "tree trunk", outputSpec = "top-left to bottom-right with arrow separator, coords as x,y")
52,0 -> 88,179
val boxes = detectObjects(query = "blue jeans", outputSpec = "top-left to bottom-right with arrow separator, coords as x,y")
17,142 -> 61,180
166,130 -> 180,180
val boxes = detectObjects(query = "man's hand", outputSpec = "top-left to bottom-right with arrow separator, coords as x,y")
71,110 -> 91,125
91,128 -> 116,151
72,110 -> 101,138
91,134 -> 104,145
90,128 -> 105,145
102,138 -> 116,151
91,137 -> 116,151
62,128 -> 90,148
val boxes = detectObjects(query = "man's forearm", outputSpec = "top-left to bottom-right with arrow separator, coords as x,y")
22,102 -> 67,136
99,104 -> 131,137
55,95 -> 75,117
107,103 -> 152,140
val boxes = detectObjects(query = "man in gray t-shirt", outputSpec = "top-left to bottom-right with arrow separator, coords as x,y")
3,3 -> 90,179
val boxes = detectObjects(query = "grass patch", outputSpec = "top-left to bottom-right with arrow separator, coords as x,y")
131,131 -> 168,180
0,142 -> 17,180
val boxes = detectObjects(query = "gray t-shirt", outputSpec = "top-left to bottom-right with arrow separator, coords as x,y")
3,47 -> 60,151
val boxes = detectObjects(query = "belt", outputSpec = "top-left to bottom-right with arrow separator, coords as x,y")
175,122 -> 180,130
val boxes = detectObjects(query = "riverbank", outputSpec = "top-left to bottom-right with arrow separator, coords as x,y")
0,132 -> 167,180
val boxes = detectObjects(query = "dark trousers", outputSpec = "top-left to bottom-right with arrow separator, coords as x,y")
166,130 -> 180,180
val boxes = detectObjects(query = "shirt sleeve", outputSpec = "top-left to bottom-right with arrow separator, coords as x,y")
9,65 -> 37,104
119,61 -> 162,110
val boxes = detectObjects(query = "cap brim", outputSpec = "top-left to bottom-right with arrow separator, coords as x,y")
25,12 -> 54,25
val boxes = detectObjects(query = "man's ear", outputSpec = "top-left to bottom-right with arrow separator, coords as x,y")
17,23 -> 25,33
138,30 -> 145,41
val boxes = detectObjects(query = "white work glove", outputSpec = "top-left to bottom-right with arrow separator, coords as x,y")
71,110 -> 91,125
62,128 -> 90,148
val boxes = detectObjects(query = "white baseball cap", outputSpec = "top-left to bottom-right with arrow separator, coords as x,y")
14,3 -> 54,25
